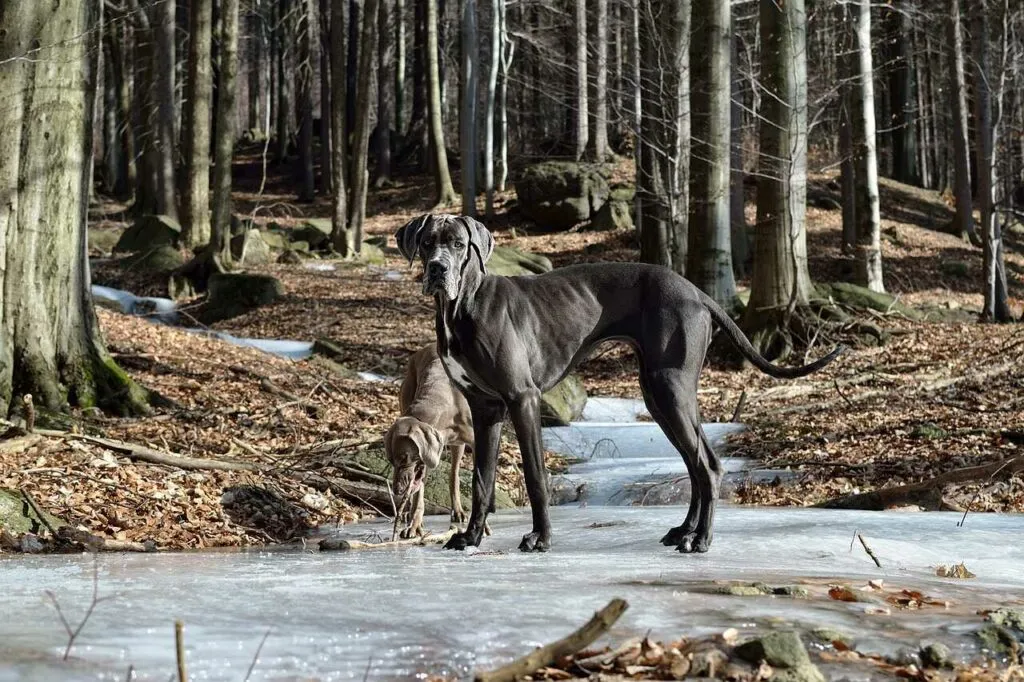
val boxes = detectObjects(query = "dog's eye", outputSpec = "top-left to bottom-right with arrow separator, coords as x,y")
422,238 -> 435,249
454,240 -> 465,249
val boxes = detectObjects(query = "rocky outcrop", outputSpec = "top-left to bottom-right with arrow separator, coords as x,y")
515,162 -> 612,231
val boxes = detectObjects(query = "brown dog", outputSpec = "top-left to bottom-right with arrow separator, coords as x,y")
385,344 -> 474,537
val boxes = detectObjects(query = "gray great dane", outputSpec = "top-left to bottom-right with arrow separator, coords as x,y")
395,214 -> 844,554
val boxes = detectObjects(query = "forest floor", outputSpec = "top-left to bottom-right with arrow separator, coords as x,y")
2,152 -> 1023,553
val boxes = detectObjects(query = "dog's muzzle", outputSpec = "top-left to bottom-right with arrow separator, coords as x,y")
423,259 -> 458,299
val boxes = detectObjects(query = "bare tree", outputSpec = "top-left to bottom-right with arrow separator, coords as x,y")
460,0 -> 479,216
496,0 -> 513,193
948,0 -> 977,244
182,0 -> 215,247
852,0 -> 884,293
349,0 -> 380,241
592,0 -> 609,161
0,0 -> 148,416
427,0 -> 458,206
484,0 -> 500,216
296,0 -> 317,202
687,0 -> 736,308
211,0 -> 240,264
574,0 -> 589,160
375,0 -> 394,188
887,0 -> 919,186
395,0 -> 407,135
330,0 -> 352,254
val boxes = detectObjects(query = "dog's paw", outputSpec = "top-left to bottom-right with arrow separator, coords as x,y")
675,533 -> 711,554
399,525 -> 424,540
660,524 -> 693,547
444,532 -> 473,550
518,532 -> 550,552
450,508 -> 467,525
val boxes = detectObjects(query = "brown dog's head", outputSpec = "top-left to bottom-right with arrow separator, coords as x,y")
384,416 -> 446,501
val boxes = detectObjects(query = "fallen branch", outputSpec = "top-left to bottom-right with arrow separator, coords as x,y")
229,364 -> 322,418
40,431 -> 259,472
819,456 -> 1024,511
319,525 -> 457,551
857,533 -> 882,568
175,621 -> 187,682
474,598 -> 629,682
20,488 -> 59,537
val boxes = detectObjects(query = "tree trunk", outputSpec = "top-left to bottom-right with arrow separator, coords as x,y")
687,0 -> 736,309
349,0 -> 379,240
347,0 -> 360,136
427,0 -> 459,206
972,1 -> 1012,322
182,0 -> 215,247
296,0 -> 317,202
320,0 -> 334,193
852,0 -> 884,293
211,0 -> 240,263
948,0 -> 977,244
131,15 -> 159,218
102,36 -> 129,197
743,0 -> 814,359
375,0 -> 393,187
668,0 -> 690,275
484,0 -> 500,216
275,0 -> 294,163
329,0 -> 352,254
496,0 -> 512,194
730,31 -> 749,275
574,0 -> 588,161
411,0 -> 428,168
248,8 -> 265,130
395,0 -> 407,135
888,1 -> 918,186
592,0 -> 609,161
458,0 -> 479,218
0,1 -> 148,417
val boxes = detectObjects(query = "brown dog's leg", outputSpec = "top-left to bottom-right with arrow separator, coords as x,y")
448,443 -> 467,524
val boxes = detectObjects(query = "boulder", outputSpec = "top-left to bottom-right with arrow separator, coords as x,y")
356,242 -> 386,265
260,229 -> 289,251
0,488 -> 65,536
515,161 -> 611,231
734,631 -> 825,682
540,374 -> 587,426
114,214 -> 181,253
202,273 -> 284,322
88,227 -> 125,255
230,229 -> 273,266
230,215 -> 255,237
488,245 -> 553,276
125,245 -> 185,274
292,219 -> 332,251
591,198 -> 633,231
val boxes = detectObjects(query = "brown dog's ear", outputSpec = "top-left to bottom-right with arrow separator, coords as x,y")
383,421 -> 399,465
410,422 -> 446,470
459,216 -> 494,272
395,215 -> 431,265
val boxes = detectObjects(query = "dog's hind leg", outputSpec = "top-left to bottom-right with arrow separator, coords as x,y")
448,442 -> 467,524
445,398 -> 506,550
641,369 -> 723,553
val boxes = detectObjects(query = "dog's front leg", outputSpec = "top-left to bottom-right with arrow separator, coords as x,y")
444,398 -> 506,550
509,389 -> 551,552
400,487 -> 425,538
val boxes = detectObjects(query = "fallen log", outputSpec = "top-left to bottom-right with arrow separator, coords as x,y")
319,526 -> 457,551
474,598 -> 629,682
39,431 -> 259,472
819,456 -> 1024,511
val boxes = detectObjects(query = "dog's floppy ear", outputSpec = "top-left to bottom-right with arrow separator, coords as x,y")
395,215 -> 431,265
460,216 -> 494,272
410,422 -> 445,470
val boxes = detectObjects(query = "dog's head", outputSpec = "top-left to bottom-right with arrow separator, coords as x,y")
394,214 -> 494,301
383,416 -> 446,501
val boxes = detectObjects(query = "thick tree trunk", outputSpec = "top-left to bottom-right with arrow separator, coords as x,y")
574,0 -> 588,161
296,0 -> 317,202
375,0 -> 393,187
743,0 -> 814,359
427,0 -> 458,206
948,0 -> 977,244
395,0 -> 407,135
0,1 -> 148,416
592,0 -> 609,162
320,0 -> 334,194
275,0 -> 295,163
460,0 -> 479,217
668,0 -> 690,275
248,9 -> 265,130
484,0 -> 500,216
636,4 -> 672,268
102,37 -> 128,197
347,0 -> 360,136
182,0 -> 215,247
888,1 -> 918,186
131,15 -> 159,218
329,0 -> 352,254
852,0 -> 884,293
495,0 -> 512,194
687,0 -> 736,309
972,2 -> 1012,322
411,0 -> 429,169
348,0 -> 379,240
211,0 -> 240,262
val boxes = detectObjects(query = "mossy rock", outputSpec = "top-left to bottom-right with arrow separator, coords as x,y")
0,488 -> 66,536
515,161 -> 611,231
230,229 -> 273,266
976,623 -> 1023,656
114,214 -> 181,253
815,282 -> 924,321
345,445 -> 515,513
735,631 -> 824,682
541,374 -> 587,426
911,423 -> 948,440
591,199 -> 633,231
260,229 -> 289,251
125,245 -> 185,274
488,245 -> 553,276
809,627 -> 853,649
292,219 -> 332,251
355,243 -> 385,265
88,227 -> 125,255
202,273 -> 284,322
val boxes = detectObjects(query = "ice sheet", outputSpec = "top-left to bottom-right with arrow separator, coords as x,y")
2,507 -> 1021,681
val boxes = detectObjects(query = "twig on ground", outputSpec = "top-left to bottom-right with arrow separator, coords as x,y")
857,533 -> 882,568
175,621 -> 187,682
45,557 -> 114,660
39,430 -> 259,472
731,390 -> 748,423
573,637 -> 642,671
474,598 -> 629,682
833,378 -> 854,409
243,628 -> 272,682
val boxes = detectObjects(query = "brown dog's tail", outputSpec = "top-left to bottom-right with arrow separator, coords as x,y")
698,291 -> 846,379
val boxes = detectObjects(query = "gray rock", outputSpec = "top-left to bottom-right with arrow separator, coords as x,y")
277,249 -> 303,264
591,199 -> 633,231
976,623 -> 1021,657
88,227 -> 125,255
919,642 -> 951,669
292,219 -> 332,251
125,245 -> 185,274
515,161 -> 611,231
0,488 -> 65,536
735,631 -> 811,669
540,374 -> 587,426
231,229 -> 273,266
261,229 -> 289,251
203,273 -> 284,322
114,214 -> 182,253
808,627 -> 852,649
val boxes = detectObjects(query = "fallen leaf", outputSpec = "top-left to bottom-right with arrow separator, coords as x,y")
829,585 -> 861,602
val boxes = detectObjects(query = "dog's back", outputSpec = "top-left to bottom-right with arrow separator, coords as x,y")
401,344 -> 473,446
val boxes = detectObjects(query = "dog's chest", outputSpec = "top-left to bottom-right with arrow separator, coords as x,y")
437,319 -> 474,391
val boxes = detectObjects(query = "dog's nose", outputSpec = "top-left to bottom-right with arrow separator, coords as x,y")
427,261 -> 446,278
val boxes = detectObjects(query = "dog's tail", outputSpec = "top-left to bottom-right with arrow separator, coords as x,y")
698,291 -> 846,379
